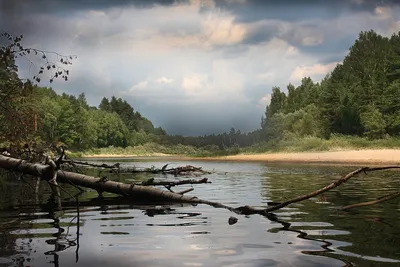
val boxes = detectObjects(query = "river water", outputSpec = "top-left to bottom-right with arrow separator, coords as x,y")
0,158 -> 399,267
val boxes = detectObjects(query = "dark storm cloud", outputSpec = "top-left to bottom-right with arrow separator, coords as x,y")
219,45 -> 250,58
0,0 -> 177,42
212,0 -> 400,22
242,85 -> 271,104
0,0 -> 176,15
145,102 -> 261,136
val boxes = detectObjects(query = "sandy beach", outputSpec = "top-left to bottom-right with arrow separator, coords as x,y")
80,152 -> 170,158
196,149 -> 400,165
81,149 -> 400,165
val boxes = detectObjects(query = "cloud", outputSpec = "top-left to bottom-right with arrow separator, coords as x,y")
202,12 -> 247,46
350,0 -> 364,5
258,94 -> 271,108
132,80 -> 148,90
156,77 -> 174,84
2,0 -> 400,135
289,62 -> 340,82
257,72 -> 275,84
181,74 -> 207,95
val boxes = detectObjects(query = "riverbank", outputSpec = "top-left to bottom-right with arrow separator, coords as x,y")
77,152 -> 171,158
190,149 -> 400,165
80,149 -> 400,165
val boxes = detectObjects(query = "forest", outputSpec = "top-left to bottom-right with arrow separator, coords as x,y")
1,29 -> 400,156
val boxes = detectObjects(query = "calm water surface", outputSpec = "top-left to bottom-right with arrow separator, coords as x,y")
0,158 -> 399,267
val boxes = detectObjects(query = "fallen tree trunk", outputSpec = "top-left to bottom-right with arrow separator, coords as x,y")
0,154 -> 275,220
0,155 -> 203,203
126,164 -> 212,176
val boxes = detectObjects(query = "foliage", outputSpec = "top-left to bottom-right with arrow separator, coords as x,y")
3,29 -> 400,157
360,105 -> 387,139
0,33 -> 75,151
242,134 -> 400,153
260,30 -> 400,143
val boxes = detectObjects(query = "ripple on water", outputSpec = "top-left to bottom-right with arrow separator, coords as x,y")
0,161 -> 399,267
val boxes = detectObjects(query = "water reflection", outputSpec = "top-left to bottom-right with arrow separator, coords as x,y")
0,160 -> 399,266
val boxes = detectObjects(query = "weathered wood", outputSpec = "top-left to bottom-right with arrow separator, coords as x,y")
0,155 -> 202,203
127,164 -> 212,175
62,159 -> 120,169
177,188 -> 194,195
138,177 -> 210,186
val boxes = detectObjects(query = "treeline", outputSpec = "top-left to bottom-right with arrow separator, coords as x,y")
2,30 -> 400,154
158,128 -> 262,150
0,82 -> 168,149
37,89 -> 168,149
0,41 -> 257,152
260,30 -> 400,142
0,32 -> 256,152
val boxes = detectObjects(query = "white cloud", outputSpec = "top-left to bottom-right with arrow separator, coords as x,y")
181,74 -> 208,95
202,12 -> 247,46
289,62 -> 339,83
258,94 -> 271,108
156,77 -> 174,84
257,72 -> 275,84
375,6 -> 392,19
131,80 -> 148,90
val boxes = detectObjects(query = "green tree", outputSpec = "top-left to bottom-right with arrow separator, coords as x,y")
360,105 -> 386,139
99,97 -> 111,112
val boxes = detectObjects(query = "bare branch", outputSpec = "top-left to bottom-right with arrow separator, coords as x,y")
62,159 -> 120,169
261,166 -> 400,213
138,177 -> 210,187
177,188 -> 194,195
341,191 -> 400,211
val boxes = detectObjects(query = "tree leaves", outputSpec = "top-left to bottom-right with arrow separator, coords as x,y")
260,29 -> 400,141
0,31 -> 77,85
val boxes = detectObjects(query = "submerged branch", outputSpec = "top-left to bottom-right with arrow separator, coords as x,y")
206,166 -> 400,216
128,164 -> 212,176
138,177 -> 210,186
341,191 -> 400,211
261,166 -> 400,213
62,159 -> 120,169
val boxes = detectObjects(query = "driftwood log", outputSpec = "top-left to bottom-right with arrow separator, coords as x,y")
0,155 -> 208,203
62,159 -> 120,169
61,160 -> 210,177
127,164 -> 212,176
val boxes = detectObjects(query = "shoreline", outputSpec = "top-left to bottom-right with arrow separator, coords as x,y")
78,152 -> 171,158
79,149 -> 400,165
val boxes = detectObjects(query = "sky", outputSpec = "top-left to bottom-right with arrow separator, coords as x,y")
1,0 -> 400,136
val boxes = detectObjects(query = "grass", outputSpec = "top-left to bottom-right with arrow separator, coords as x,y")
242,134 -> 400,154
67,135 -> 400,159
69,142 -> 204,158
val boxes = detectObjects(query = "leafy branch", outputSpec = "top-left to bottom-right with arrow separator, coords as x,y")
0,32 -> 77,84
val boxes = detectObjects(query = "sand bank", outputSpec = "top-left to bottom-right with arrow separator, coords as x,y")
81,149 -> 400,165
195,149 -> 400,165
80,152 -> 171,158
